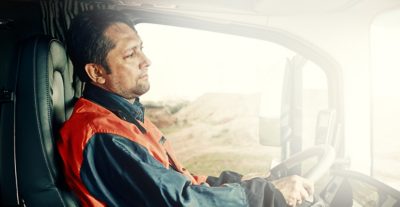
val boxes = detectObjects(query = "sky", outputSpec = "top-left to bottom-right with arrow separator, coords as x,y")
136,23 -> 294,102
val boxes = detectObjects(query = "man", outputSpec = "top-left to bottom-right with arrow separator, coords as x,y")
58,9 -> 313,207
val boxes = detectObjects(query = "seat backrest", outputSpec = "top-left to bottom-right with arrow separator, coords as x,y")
15,36 -> 80,206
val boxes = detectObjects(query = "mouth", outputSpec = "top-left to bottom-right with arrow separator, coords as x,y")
140,74 -> 148,80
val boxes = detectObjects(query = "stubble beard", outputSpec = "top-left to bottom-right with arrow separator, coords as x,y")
122,81 -> 150,100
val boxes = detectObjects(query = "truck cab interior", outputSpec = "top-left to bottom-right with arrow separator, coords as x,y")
1,0 -> 400,206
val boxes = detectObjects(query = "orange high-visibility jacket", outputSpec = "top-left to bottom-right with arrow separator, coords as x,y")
58,84 -> 285,207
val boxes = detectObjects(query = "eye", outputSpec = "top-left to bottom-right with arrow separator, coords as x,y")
123,46 -> 143,59
124,51 -> 135,59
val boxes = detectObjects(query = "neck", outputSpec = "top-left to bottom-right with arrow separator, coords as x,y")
89,82 -> 139,104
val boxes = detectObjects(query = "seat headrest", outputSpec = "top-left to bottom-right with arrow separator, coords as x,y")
16,35 -> 79,206
48,38 -> 75,129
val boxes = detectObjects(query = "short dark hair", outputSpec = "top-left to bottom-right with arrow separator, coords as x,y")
66,9 -> 136,82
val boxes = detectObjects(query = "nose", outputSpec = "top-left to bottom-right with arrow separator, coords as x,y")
140,52 -> 151,69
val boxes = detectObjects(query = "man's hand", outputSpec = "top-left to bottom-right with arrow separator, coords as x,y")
271,175 -> 314,207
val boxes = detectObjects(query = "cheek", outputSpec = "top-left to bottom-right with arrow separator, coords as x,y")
121,68 -> 141,84
111,63 -> 141,84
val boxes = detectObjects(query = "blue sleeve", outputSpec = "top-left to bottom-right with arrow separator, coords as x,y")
80,133 -> 248,207
206,171 -> 243,186
205,171 -> 287,207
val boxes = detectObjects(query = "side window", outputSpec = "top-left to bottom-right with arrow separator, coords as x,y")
371,9 -> 400,191
137,23 -> 329,176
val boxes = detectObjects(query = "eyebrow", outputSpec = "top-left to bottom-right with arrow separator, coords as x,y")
123,41 -> 143,53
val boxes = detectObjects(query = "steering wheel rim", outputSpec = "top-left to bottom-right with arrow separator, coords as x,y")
269,145 -> 336,182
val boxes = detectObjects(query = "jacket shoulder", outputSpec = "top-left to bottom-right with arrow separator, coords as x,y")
61,98 -> 145,143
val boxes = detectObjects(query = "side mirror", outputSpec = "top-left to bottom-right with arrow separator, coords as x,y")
315,109 -> 337,145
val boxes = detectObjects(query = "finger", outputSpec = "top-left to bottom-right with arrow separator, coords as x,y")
302,178 -> 314,195
291,195 -> 301,207
299,187 -> 310,201
287,200 -> 297,207
287,196 -> 299,206
297,199 -> 303,206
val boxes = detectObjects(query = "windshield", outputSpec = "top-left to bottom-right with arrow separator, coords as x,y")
135,16 -> 400,192
137,23 -> 330,176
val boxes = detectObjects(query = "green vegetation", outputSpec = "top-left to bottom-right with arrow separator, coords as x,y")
183,151 -> 277,177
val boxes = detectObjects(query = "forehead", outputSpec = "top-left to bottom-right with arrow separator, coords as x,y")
104,22 -> 140,45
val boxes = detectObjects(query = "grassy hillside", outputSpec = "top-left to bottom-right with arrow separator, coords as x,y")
145,93 -> 281,176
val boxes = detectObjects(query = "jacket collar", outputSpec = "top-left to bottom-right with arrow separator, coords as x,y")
83,83 -> 146,132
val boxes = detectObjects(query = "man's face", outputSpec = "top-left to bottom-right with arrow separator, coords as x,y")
101,23 -> 151,101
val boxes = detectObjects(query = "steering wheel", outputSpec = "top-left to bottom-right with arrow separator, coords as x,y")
269,145 -> 336,207
269,145 -> 336,183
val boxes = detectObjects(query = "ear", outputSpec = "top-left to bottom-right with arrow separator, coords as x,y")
84,63 -> 106,84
